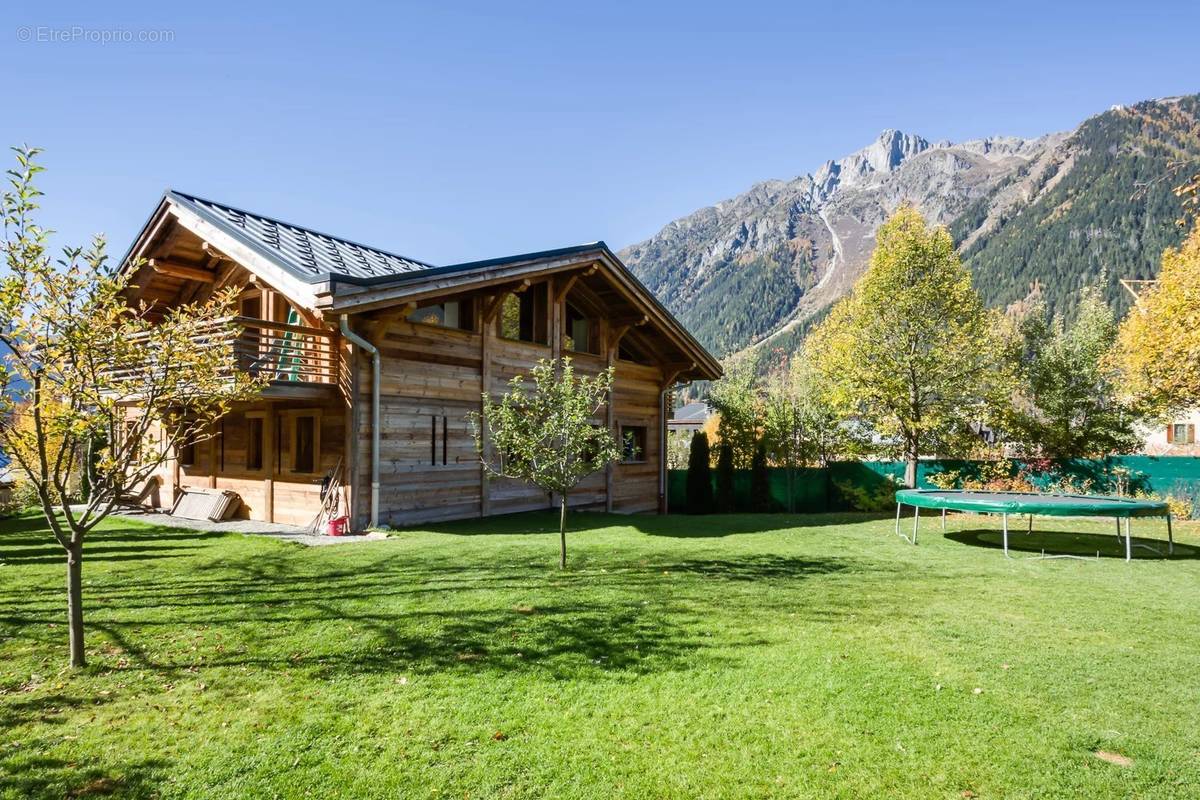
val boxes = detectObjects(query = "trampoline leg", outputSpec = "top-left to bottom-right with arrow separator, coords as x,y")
1028,514 -> 1033,535
1002,513 -> 1009,558
912,505 -> 920,545
1115,518 -> 1122,542
895,502 -> 901,537
1167,514 -> 1174,555
1124,518 -> 1132,562
942,508 -> 946,532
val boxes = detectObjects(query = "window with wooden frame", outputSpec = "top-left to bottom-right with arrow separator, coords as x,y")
239,289 -> 263,320
499,284 -> 547,344
620,425 -> 647,463
280,409 -> 321,475
1168,423 -> 1195,444
245,411 -> 266,472
564,303 -> 599,355
407,298 -> 474,332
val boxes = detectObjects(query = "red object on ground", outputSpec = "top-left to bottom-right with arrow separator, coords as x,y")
327,516 -> 349,536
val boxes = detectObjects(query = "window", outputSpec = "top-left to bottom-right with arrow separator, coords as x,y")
294,415 -> 316,473
564,304 -> 598,354
240,292 -> 262,319
281,410 -> 321,474
178,439 -> 196,468
499,284 -> 547,343
1171,423 -> 1193,444
621,425 -> 647,463
246,413 -> 265,471
407,299 -> 474,331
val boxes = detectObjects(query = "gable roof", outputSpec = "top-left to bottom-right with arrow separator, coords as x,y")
121,189 -> 722,381
161,190 -> 437,283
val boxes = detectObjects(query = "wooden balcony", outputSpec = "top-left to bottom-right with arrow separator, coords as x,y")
107,316 -> 341,401
233,317 -> 339,397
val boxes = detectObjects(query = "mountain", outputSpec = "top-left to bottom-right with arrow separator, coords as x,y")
620,95 -> 1200,358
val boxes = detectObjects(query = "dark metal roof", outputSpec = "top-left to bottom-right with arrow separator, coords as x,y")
167,190 -> 437,283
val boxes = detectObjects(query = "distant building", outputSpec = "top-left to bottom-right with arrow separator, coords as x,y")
669,402 -> 711,435
1137,411 -> 1200,456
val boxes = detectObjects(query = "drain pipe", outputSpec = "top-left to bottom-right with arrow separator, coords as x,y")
340,315 -> 380,529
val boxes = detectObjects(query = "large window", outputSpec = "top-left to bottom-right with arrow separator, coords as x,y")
407,299 -> 474,331
564,304 -> 598,354
1171,423 -> 1192,444
499,284 -> 547,344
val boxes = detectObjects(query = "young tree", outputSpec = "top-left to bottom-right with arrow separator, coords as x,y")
807,206 -> 1002,487
1114,220 -> 1200,415
714,443 -> 735,513
0,147 -> 265,667
1002,285 -> 1139,457
749,440 -> 771,512
471,357 -> 622,569
762,352 -> 865,511
685,431 -> 714,514
706,357 -> 761,469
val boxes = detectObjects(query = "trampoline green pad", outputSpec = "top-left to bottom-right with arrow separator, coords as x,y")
894,489 -> 1169,518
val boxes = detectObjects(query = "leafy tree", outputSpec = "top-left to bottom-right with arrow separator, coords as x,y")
1000,285 -> 1140,457
749,440 -> 771,512
1114,220 -> 1200,414
0,146 -> 264,667
808,206 -> 1003,487
706,357 -> 761,469
714,444 -> 735,513
471,357 -> 621,569
762,352 -> 868,510
685,431 -> 714,514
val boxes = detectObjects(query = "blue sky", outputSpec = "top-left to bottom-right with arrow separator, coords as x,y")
4,0 -> 1198,265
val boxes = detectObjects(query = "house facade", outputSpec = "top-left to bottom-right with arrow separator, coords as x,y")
120,191 -> 720,529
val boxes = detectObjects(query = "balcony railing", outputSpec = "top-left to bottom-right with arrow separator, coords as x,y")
105,316 -> 339,392
233,317 -> 338,385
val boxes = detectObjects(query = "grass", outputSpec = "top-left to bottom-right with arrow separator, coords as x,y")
2,509 -> 1200,798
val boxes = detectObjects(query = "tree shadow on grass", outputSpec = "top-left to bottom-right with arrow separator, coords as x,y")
945,528 -> 1199,560
414,510 -> 892,538
4,542 -> 855,683
0,752 -> 168,800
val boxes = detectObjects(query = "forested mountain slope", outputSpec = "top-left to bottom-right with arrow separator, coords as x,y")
620,95 -> 1199,358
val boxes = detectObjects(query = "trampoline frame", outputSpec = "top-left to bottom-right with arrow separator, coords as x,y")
893,489 -> 1173,562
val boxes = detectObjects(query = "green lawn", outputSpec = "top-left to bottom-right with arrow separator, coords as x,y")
2,510 -> 1200,798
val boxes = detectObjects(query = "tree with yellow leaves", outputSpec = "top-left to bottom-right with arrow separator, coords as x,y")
1114,221 -> 1200,414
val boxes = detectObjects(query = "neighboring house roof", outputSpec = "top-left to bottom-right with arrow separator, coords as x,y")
166,191 -> 437,283
670,402 -> 710,424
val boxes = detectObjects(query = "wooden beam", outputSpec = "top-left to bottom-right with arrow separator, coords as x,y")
365,302 -> 414,345
554,264 -> 598,302
608,314 -> 649,329
149,258 -> 211,284
660,361 -> 696,390
149,258 -> 215,283
480,279 -> 530,323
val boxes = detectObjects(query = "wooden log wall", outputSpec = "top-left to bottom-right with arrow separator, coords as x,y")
145,397 -> 346,527
354,302 -> 666,527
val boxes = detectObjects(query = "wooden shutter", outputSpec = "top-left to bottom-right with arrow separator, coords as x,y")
1189,424 -> 1196,444
1167,425 -> 1175,443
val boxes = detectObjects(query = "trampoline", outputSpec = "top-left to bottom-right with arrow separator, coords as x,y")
894,489 -> 1173,561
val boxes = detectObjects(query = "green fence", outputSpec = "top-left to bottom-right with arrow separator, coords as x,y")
667,456 -> 1200,516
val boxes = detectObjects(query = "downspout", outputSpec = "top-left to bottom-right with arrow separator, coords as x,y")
659,382 -> 688,514
340,315 -> 380,529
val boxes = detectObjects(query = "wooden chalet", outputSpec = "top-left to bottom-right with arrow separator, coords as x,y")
119,191 -> 721,529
